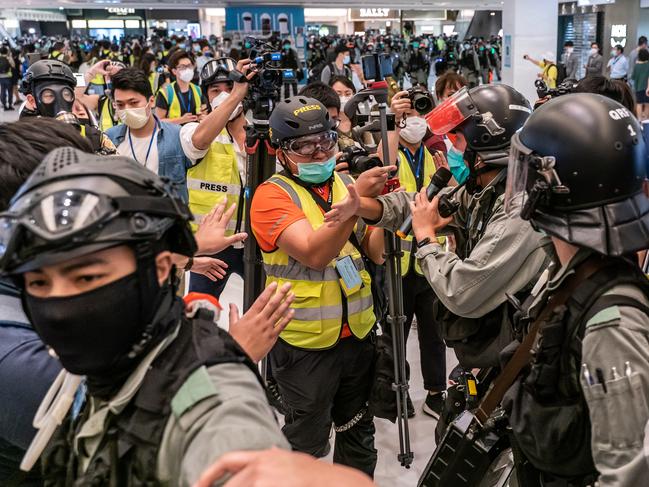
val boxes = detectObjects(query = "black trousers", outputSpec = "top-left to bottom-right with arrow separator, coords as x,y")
270,337 -> 377,478
188,246 -> 244,299
402,272 -> 447,392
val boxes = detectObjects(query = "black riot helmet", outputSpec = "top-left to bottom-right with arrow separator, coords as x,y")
0,147 -> 196,275
269,96 -> 335,147
428,84 -> 532,155
505,93 -> 649,256
21,59 -> 77,117
427,84 -> 532,193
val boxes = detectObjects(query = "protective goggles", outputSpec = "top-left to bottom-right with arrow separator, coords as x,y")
425,87 -> 504,137
282,131 -> 338,157
504,133 -> 569,217
201,57 -> 237,82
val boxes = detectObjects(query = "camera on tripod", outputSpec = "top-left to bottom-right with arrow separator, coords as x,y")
337,145 -> 383,176
235,37 -> 296,120
406,86 -> 435,115
535,78 -> 578,100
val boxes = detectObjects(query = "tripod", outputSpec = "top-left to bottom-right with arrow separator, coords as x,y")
375,89 -> 414,469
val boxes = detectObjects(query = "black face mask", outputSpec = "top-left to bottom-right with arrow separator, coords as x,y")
34,83 -> 75,118
22,269 -> 176,391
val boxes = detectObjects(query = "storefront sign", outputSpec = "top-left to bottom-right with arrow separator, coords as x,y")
348,8 -> 400,21
610,24 -> 627,48
106,8 -> 136,16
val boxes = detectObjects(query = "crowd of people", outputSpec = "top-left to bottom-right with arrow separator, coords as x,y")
0,28 -> 648,487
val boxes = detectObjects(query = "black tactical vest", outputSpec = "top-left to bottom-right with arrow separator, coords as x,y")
40,308 -> 263,487
504,256 -> 649,483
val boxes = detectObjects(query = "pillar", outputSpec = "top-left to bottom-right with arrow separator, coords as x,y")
501,0 -> 558,105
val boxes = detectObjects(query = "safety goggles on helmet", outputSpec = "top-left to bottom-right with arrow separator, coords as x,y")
281,131 -> 339,157
201,57 -> 237,82
426,87 -> 505,137
504,132 -> 570,219
0,187 -> 187,272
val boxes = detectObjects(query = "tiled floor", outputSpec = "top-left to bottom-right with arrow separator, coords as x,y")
0,106 -> 20,123
216,274 -> 458,487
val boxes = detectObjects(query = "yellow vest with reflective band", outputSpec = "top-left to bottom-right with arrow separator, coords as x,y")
261,172 -> 376,350
148,72 -> 160,95
98,97 -> 120,132
397,146 -> 445,276
160,82 -> 201,120
186,133 -> 243,234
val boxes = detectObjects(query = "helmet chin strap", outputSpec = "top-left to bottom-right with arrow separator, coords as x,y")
464,149 -> 505,195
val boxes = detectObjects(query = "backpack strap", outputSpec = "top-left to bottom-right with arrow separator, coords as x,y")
583,294 -> 649,326
165,83 -> 175,108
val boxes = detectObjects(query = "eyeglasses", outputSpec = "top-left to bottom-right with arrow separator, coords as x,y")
282,131 -> 338,157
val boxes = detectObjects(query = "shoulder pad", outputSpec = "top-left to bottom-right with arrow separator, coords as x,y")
171,366 -> 217,418
586,306 -> 621,328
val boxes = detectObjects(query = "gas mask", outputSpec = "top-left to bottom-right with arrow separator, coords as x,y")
34,83 -> 75,118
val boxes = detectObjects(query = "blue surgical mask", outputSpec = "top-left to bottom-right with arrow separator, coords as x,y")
343,55 -> 351,65
296,156 -> 336,184
447,146 -> 469,185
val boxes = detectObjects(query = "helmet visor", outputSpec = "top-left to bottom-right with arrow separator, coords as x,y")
201,57 -> 237,81
504,133 -> 532,217
425,87 -> 476,136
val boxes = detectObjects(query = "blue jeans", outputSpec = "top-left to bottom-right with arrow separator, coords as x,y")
0,78 -> 13,108
189,246 -> 244,299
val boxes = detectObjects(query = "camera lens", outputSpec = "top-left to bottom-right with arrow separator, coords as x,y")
413,95 -> 434,115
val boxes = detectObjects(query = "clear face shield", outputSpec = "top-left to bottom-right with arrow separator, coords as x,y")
425,87 -> 476,136
505,133 -> 570,219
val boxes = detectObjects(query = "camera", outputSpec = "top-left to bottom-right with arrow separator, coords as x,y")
535,78 -> 578,100
407,86 -> 435,115
236,37 -> 296,120
337,146 -> 383,175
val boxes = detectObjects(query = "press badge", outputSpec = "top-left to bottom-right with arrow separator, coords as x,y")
335,256 -> 363,297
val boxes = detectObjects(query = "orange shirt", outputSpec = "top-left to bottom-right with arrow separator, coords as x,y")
251,180 -> 352,338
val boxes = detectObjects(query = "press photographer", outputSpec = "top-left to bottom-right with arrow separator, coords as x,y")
249,96 -> 392,478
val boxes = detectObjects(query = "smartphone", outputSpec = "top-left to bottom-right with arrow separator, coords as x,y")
361,53 -> 393,81
73,72 -> 86,88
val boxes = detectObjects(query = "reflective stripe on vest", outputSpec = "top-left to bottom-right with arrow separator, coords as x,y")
149,72 -> 160,95
99,97 -> 120,132
186,135 -> 243,234
163,82 -> 202,120
397,147 -> 444,276
261,172 -> 375,350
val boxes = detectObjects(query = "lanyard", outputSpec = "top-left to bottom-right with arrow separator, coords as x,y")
128,120 -> 157,166
177,86 -> 193,114
400,145 -> 425,190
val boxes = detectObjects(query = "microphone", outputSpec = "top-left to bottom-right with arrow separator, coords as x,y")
396,167 -> 452,239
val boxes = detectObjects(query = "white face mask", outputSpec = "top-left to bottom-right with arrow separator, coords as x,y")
177,68 -> 195,83
590,48 -> 598,56
210,91 -> 243,121
118,106 -> 150,129
339,95 -> 352,112
400,117 -> 428,144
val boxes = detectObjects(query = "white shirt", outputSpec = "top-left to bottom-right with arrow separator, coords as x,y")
180,122 -> 247,185
116,128 -> 160,175
608,55 -> 629,79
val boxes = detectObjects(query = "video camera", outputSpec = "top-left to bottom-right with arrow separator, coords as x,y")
535,78 -> 578,100
237,36 -> 296,120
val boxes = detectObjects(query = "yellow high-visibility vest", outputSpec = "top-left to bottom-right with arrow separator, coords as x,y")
98,96 -> 120,132
259,172 -> 375,350
397,145 -> 445,276
186,134 -> 243,234
159,82 -> 201,120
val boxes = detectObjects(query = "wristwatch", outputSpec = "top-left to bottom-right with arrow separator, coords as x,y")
416,237 -> 432,249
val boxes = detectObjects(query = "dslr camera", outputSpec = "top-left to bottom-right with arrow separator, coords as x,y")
337,146 -> 383,176
406,86 -> 435,115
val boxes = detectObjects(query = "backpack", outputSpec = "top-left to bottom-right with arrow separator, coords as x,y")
0,56 -> 10,75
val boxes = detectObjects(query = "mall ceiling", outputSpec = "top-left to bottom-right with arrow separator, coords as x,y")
6,0 -> 506,9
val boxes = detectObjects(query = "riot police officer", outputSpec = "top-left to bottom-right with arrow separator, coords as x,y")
19,59 -> 115,154
0,148 -> 291,485
503,93 -> 649,486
